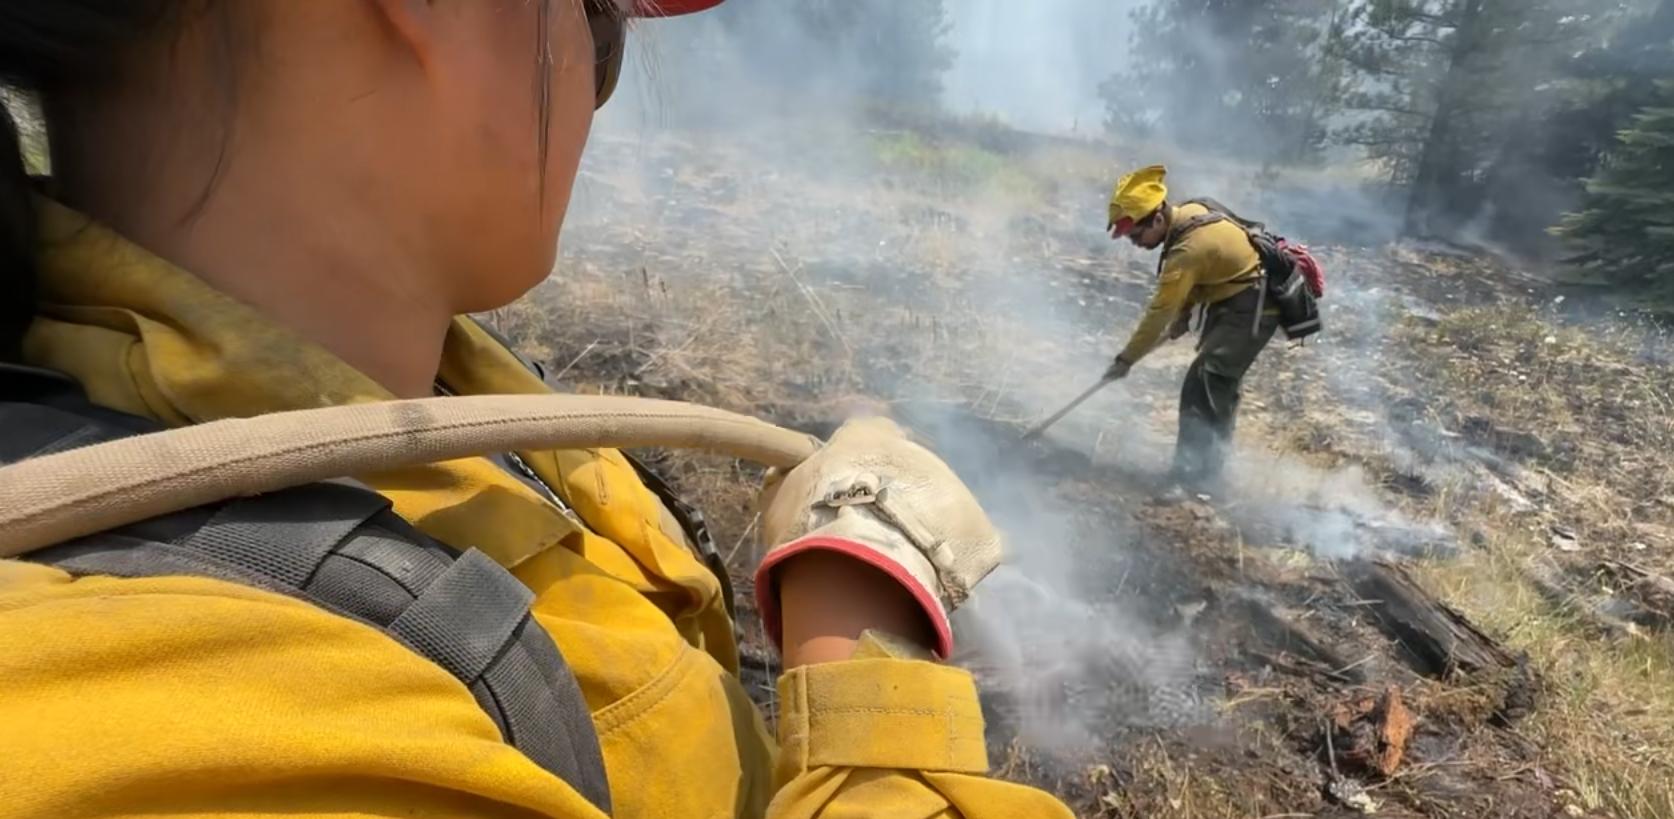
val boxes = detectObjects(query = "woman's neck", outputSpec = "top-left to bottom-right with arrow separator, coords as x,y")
49,81 -> 455,400
65,173 -> 453,399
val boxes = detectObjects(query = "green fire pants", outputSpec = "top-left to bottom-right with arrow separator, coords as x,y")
1174,286 -> 1278,486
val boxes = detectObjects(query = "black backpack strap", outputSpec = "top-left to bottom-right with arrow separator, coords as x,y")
1158,210 -> 1232,277
1170,205 -> 1320,340
0,365 -> 158,456
1170,211 -> 1231,242
1181,196 -> 1267,232
0,367 -> 612,814
1161,203 -> 1273,290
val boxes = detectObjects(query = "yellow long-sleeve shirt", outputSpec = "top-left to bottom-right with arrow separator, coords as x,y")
1118,202 -> 1262,364
0,202 -> 1074,819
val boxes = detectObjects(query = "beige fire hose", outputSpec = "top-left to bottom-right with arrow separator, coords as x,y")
0,394 -> 822,559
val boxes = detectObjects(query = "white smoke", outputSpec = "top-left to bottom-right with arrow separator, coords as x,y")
943,0 -> 1142,134
561,0 -> 1459,749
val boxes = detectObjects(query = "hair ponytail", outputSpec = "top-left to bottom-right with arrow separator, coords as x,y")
0,1 -> 177,361
0,97 -> 37,361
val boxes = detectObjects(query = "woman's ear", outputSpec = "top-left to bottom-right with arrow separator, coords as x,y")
368,0 -> 440,67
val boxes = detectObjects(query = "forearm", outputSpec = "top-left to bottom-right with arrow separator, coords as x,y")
1119,269 -> 1195,364
1119,303 -> 1182,363
779,551 -> 934,668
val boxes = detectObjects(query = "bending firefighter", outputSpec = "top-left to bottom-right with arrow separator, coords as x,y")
0,2 -> 1073,818
1102,165 -> 1323,490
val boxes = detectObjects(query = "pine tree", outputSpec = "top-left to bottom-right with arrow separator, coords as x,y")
1335,0 -> 1620,239
1556,85 -> 1674,300
1533,0 -> 1674,189
1103,0 -> 1349,164
1472,0 -> 1664,255
845,0 -> 954,110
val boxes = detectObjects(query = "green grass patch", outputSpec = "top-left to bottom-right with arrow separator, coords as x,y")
869,129 -> 1048,203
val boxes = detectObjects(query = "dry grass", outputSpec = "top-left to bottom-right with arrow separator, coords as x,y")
1407,307 -> 1674,524
1421,522 -> 1674,818
1246,286 -> 1674,816
1392,306 -> 1674,818
511,121 -> 1674,817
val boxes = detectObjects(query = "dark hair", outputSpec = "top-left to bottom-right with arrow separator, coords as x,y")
0,2 -> 179,361
0,2 -> 577,363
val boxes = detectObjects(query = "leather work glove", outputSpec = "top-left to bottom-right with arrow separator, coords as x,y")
755,417 -> 1002,659
1104,355 -> 1133,381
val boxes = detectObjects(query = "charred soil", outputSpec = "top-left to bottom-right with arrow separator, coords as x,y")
493,119 -> 1674,818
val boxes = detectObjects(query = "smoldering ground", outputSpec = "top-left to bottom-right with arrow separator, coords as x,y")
554,0 -> 1496,758
509,3 -> 1674,813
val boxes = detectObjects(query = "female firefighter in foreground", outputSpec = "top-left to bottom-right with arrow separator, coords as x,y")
0,1 -> 1074,817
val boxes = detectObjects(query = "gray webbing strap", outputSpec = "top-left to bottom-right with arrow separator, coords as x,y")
1182,197 -> 1266,231
1158,211 -> 1231,278
1159,205 -> 1267,293
387,549 -> 612,811
41,534 -> 291,590
29,506 -> 614,815
389,549 -> 534,682
474,624 -> 613,810
4,380 -> 613,815
3,404 -> 121,460
185,486 -> 383,587
1,373 -> 616,813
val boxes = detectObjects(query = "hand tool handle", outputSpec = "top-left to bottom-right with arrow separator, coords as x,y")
1021,377 -> 1117,441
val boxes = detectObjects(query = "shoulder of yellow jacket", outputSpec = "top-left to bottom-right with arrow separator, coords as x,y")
0,566 -> 612,818
1175,201 -> 1212,220
1173,212 -> 1251,257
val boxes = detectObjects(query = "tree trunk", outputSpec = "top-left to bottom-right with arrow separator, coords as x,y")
1403,0 -> 1490,238
1293,0 -> 1349,162
1345,560 -> 1537,721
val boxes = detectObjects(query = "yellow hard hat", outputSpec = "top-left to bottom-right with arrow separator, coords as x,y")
1107,165 -> 1168,235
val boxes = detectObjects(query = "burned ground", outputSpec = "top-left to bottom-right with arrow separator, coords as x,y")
489,119 -> 1674,818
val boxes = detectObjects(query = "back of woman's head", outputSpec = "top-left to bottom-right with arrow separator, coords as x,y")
0,1 -> 176,361
2,1 -> 614,366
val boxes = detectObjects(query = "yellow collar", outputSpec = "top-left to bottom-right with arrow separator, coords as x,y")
24,199 -> 580,567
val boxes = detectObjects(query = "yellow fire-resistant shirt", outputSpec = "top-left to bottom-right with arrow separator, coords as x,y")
1118,201 -> 1262,364
0,202 -> 1073,819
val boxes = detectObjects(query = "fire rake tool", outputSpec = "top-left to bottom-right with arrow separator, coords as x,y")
1021,376 -> 1118,441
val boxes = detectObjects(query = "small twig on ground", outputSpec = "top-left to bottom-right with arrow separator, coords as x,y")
1222,688 -> 1286,710
1385,759 -> 1472,784
1324,716 -> 1340,777
1333,654 -> 1376,677
770,246 -> 856,362
551,340 -> 601,383
983,345 -> 1020,416
1237,530 -> 1246,579
727,513 -> 761,565
634,311 -> 721,376
1253,650 -> 1357,683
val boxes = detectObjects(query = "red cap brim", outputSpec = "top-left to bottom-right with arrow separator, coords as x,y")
1109,215 -> 1136,237
633,0 -> 725,16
